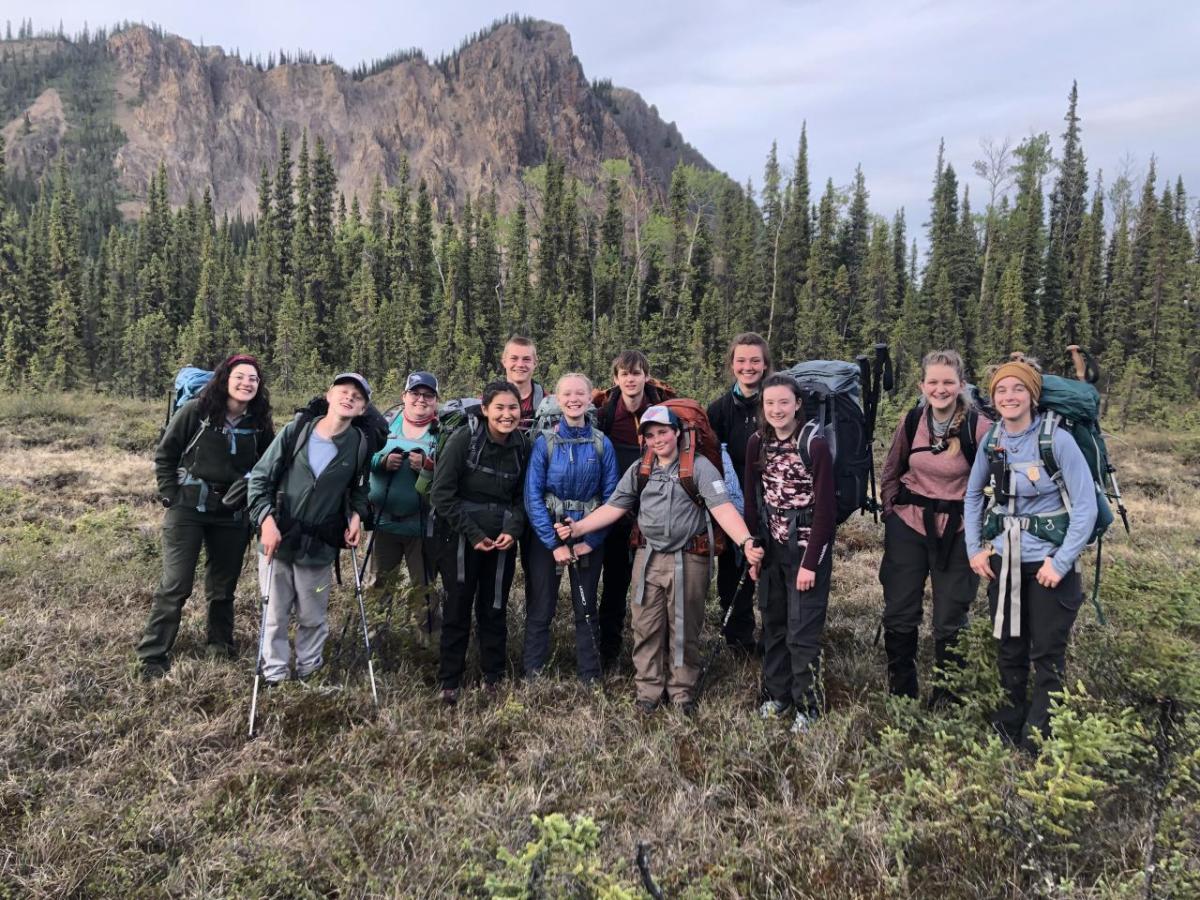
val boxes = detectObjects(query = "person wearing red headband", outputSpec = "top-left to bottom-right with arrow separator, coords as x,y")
136,354 -> 274,679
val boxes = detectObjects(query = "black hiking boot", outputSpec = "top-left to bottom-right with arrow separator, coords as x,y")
884,629 -> 920,699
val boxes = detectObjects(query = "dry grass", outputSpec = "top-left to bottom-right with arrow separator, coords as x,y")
0,395 -> 1197,898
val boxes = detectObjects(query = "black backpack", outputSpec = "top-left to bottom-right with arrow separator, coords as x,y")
782,360 -> 874,525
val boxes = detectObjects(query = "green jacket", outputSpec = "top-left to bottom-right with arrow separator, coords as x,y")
247,417 -> 371,566
368,422 -> 436,537
430,423 -> 528,545
155,399 -> 274,513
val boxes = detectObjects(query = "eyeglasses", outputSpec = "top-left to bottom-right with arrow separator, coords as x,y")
406,391 -> 436,402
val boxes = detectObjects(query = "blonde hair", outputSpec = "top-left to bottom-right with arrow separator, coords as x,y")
920,349 -> 971,431
555,372 -> 593,394
920,349 -> 967,383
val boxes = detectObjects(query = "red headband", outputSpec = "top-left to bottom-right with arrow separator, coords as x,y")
225,354 -> 260,370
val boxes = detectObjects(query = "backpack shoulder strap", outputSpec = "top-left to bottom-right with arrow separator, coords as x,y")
1038,412 -> 1061,479
678,426 -> 699,503
903,406 -> 922,448
797,420 -> 820,471
635,445 -> 654,496
960,410 -> 980,469
982,420 -> 1003,461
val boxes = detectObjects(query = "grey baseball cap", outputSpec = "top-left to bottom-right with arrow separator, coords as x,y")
639,405 -> 681,432
332,372 -> 372,401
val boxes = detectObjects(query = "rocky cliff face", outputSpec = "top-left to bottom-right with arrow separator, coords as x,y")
2,20 -> 712,219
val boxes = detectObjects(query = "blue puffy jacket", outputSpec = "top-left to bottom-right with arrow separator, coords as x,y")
524,421 -> 620,551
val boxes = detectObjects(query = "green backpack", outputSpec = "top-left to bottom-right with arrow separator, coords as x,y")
982,375 -> 1129,620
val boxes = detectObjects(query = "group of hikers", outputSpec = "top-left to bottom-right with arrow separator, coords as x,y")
133,332 -> 1101,751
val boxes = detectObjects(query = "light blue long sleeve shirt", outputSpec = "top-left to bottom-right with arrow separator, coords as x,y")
964,415 -> 1098,578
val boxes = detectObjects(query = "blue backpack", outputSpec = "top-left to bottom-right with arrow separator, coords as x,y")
162,367 -> 214,434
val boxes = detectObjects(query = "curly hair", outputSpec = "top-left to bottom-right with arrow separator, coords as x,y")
196,354 -> 272,425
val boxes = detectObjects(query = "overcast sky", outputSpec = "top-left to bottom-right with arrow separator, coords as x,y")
22,0 -> 1200,229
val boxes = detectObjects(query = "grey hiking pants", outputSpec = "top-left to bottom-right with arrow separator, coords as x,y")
257,553 -> 333,682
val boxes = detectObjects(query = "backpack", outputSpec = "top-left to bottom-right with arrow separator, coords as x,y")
532,394 -> 604,460
628,398 -> 727,557
431,397 -> 527,483
783,360 -> 874,524
981,375 -> 1124,621
161,366 -> 214,436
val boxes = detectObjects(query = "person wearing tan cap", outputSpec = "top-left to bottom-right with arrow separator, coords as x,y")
963,359 -> 1097,753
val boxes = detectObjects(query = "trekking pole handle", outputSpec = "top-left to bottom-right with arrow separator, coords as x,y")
558,515 -> 579,563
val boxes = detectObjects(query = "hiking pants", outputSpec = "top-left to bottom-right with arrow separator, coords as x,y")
717,542 -> 757,648
629,548 -> 709,705
522,539 -> 603,680
136,505 -> 250,668
879,515 -> 977,695
597,515 -> 635,664
368,532 -> 441,639
257,553 -> 333,683
436,536 -> 516,689
758,543 -> 833,715
987,557 -> 1082,747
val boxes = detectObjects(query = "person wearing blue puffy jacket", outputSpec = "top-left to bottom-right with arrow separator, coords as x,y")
523,373 -> 620,682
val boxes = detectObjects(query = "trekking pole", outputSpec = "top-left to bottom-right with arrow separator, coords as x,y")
695,537 -> 759,701
857,354 -> 880,522
350,545 -> 380,707
560,516 -> 603,669
248,557 -> 274,739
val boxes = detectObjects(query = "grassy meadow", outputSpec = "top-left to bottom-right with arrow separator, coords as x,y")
0,393 -> 1197,898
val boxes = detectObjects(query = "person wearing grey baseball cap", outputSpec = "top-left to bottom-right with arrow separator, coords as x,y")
332,372 -> 372,401
554,402 -> 764,715
365,370 -> 441,647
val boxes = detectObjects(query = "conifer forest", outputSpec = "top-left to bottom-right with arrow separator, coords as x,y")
0,29 -> 1196,407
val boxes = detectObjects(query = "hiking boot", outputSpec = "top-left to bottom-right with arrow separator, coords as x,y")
791,711 -> 816,735
440,687 -> 459,706
139,663 -> 169,681
204,642 -> 237,661
758,699 -> 791,719
635,698 -> 660,716
677,699 -> 699,717
884,629 -> 920,699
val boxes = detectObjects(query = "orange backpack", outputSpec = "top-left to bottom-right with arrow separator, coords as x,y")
630,398 -> 727,555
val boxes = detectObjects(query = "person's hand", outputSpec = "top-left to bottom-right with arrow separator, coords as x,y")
749,562 -> 761,582
260,515 -> 282,560
407,449 -> 424,472
574,542 -> 592,557
552,545 -> 573,565
384,450 -> 405,472
795,566 -> 816,592
743,540 -> 765,566
970,549 -> 994,580
474,537 -> 496,552
493,532 -> 515,551
1035,558 -> 1063,588
344,513 -> 362,548
553,519 -> 575,542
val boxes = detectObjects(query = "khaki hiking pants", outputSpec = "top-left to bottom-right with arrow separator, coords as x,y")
630,548 -> 709,705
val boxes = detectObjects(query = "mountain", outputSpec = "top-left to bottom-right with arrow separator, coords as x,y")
1,19 -> 713,219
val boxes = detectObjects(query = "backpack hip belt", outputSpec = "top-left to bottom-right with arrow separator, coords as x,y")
543,492 -> 600,523
453,502 -> 513,608
631,527 -> 722,557
894,484 -> 965,571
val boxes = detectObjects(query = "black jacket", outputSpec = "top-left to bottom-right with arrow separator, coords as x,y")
707,388 -> 759,478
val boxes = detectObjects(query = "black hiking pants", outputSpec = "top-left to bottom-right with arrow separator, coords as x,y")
987,557 -> 1082,748
597,515 -> 635,665
758,542 -> 833,715
879,514 -> 978,696
436,535 -> 516,689
136,505 -> 251,669
522,539 -> 603,681
717,542 -> 757,649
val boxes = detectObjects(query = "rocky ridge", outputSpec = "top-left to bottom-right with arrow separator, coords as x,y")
2,20 -> 712,219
